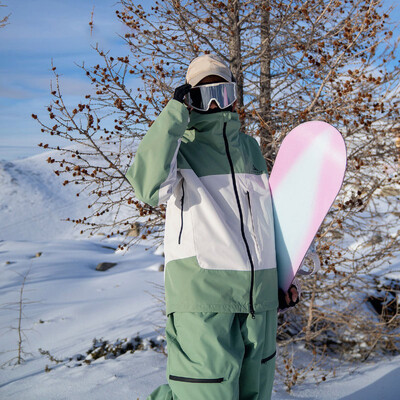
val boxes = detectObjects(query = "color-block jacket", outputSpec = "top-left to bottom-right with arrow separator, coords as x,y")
126,99 -> 278,316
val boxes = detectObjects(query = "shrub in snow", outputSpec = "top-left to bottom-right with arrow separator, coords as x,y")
38,335 -> 166,370
368,277 -> 399,322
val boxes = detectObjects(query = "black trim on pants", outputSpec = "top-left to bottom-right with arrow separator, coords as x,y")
261,350 -> 277,364
169,375 -> 224,383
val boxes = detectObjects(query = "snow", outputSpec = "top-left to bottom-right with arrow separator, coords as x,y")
0,237 -> 167,399
1,150 -> 400,399
273,356 -> 400,399
0,152 -> 90,241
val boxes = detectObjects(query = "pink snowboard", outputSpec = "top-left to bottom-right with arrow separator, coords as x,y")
269,121 -> 347,292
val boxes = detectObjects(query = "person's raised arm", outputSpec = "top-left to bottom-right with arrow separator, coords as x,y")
125,85 -> 191,207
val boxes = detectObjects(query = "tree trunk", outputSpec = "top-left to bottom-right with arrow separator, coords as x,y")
259,0 -> 274,172
228,0 -> 244,112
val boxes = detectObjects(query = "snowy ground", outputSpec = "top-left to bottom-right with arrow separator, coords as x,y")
0,237 -> 168,400
1,149 -> 400,399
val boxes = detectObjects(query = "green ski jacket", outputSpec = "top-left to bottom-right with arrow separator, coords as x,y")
126,99 -> 278,316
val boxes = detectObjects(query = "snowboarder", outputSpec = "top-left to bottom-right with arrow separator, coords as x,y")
125,54 -> 299,400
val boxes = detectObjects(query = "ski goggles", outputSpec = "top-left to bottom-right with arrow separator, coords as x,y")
186,82 -> 237,111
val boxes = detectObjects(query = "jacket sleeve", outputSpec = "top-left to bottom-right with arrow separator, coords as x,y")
125,99 -> 189,206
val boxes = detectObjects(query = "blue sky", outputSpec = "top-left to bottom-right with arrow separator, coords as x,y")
0,0 -> 127,156
0,0 -> 399,160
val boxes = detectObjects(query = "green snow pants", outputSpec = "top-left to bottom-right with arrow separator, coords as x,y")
147,310 -> 277,400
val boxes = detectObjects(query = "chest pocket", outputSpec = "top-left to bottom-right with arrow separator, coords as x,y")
241,174 -> 277,270
245,189 -> 262,263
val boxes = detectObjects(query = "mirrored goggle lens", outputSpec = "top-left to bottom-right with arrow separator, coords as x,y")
187,82 -> 237,111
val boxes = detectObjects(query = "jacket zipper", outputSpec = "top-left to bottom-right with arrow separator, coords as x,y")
222,122 -> 256,319
246,191 -> 262,262
178,180 -> 185,244
169,375 -> 223,383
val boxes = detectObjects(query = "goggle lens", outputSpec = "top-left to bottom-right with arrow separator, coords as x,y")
186,82 -> 237,111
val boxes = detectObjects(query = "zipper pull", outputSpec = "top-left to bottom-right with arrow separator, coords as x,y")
250,305 -> 256,319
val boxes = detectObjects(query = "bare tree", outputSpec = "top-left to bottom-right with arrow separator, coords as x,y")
34,0 -> 400,363
1,263 -> 35,367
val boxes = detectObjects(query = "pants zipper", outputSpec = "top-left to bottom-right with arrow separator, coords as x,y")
222,122 -> 256,319
169,375 -> 224,383
261,350 -> 277,364
178,180 -> 185,244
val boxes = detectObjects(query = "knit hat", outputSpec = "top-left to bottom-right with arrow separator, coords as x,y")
186,54 -> 233,87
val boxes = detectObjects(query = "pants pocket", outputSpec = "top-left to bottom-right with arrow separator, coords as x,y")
169,375 -> 224,383
261,350 -> 276,364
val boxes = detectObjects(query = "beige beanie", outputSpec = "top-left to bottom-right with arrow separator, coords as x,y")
186,54 -> 233,87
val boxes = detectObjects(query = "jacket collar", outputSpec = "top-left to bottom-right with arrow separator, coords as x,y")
186,110 -> 241,147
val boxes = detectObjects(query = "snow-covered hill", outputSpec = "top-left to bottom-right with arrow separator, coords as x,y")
0,141 -> 137,241
0,150 -> 92,241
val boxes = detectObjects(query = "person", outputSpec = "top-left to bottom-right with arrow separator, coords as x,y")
125,54 -> 299,400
